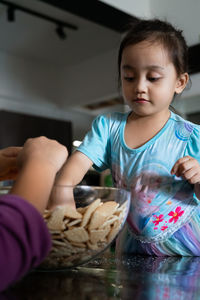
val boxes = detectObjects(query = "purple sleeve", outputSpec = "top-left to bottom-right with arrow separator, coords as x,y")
0,194 -> 52,291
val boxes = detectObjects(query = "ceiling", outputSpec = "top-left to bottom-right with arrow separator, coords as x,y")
0,0 -> 199,118
39,0 -> 136,33
0,0 -> 136,66
0,0 -> 198,71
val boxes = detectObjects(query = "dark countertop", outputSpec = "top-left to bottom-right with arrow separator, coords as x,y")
2,250 -> 200,299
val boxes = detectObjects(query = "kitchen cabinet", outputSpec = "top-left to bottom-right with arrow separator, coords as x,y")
0,110 -> 72,153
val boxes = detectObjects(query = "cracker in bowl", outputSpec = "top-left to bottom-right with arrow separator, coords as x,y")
40,195 -> 129,269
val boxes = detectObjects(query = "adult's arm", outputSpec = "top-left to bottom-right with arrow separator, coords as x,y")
0,194 -> 51,291
0,137 -> 68,291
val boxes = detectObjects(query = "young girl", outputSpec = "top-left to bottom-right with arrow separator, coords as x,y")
56,19 -> 200,256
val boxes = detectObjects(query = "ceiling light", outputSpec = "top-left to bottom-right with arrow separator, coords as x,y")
1,0 -> 78,41
7,6 -> 15,22
73,140 -> 82,147
55,24 -> 67,40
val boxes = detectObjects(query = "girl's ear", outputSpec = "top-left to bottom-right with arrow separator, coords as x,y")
175,73 -> 189,94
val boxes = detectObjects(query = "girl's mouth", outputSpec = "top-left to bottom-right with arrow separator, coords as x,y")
134,98 -> 149,103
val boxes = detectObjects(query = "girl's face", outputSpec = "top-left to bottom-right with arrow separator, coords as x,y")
120,41 -> 188,118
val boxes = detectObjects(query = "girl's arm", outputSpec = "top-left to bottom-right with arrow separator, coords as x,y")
49,151 -> 93,208
55,151 -> 93,186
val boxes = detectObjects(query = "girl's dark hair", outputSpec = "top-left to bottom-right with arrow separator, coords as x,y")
118,18 -> 188,85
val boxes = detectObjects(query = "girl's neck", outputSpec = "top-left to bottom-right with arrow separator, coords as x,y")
128,110 -> 171,126
124,110 -> 171,149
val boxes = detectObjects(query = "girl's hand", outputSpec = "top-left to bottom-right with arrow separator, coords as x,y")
48,185 -> 76,210
171,156 -> 200,184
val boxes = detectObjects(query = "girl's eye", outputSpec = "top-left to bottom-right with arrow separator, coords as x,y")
124,76 -> 134,82
148,77 -> 160,82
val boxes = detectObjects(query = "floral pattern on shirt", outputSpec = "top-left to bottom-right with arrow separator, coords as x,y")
152,214 -> 164,226
168,206 -> 184,224
151,206 -> 184,231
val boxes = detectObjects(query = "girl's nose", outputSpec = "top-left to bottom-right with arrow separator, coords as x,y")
135,78 -> 147,94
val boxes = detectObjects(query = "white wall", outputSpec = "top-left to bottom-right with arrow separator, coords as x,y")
0,39 -> 121,142
149,0 -> 200,46
100,0 -> 200,46
0,50 -> 95,141
99,0 -> 151,18
57,48 -> 119,107
0,51 -> 58,104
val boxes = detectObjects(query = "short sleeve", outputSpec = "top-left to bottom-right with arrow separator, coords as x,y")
185,125 -> 200,163
77,114 -> 111,172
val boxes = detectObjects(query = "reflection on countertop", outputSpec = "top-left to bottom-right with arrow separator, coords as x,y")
3,251 -> 200,299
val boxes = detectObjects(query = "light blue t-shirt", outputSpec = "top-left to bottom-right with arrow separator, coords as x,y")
78,111 -> 200,253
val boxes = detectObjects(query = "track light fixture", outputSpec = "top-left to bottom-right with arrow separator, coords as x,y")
0,0 -> 78,39
55,24 -> 67,40
7,5 -> 15,22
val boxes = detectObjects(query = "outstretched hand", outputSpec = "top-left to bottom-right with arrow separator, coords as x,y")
171,156 -> 200,199
17,137 -> 68,174
11,136 -> 68,213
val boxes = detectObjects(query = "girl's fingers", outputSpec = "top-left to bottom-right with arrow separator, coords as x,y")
181,168 -> 198,181
171,156 -> 191,175
187,173 -> 200,185
171,156 -> 200,184
1,147 -> 22,158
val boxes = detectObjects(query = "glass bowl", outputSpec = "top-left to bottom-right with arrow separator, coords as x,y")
39,185 -> 130,270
